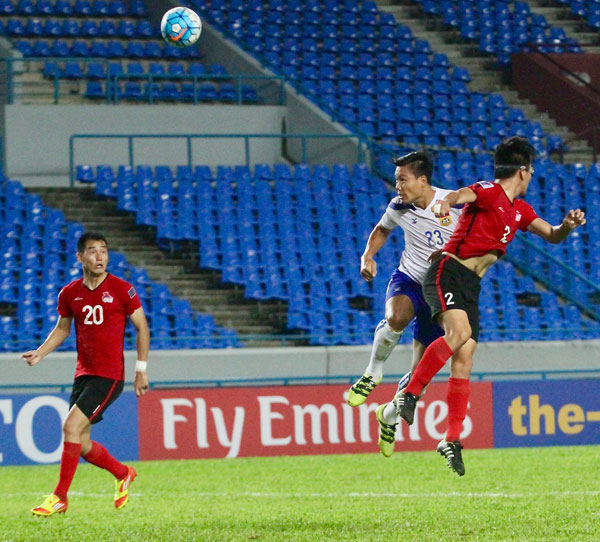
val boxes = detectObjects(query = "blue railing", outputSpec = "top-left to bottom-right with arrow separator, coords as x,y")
106,73 -> 285,105
506,236 -> 600,321
0,57 -> 286,105
69,132 -> 369,186
67,133 -> 600,323
1,368 -> 599,394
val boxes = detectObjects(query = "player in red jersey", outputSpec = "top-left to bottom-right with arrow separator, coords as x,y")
21,232 -> 150,516
391,136 -> 586,475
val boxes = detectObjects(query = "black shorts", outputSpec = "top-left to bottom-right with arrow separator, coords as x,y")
422,255 -> 482,342
69,375 -> 124,424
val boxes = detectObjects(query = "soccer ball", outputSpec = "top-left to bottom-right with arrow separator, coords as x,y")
160,6 -> 202,48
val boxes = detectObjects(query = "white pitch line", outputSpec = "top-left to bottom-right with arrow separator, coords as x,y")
190,490 -> 600,499
6,492 -> 144,498
9,490 -> 599,499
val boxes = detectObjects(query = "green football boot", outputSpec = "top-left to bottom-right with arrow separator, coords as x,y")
376,403 -> 397,458
347,374 -> 382,407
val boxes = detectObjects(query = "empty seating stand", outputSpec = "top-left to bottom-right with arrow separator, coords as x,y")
74,160 -> 600,346
193,0 -> 569,156
0,174 -> 240,352
3,0 -> 259,104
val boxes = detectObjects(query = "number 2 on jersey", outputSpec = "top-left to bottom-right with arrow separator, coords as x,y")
83,304 -> 104,325
500,226 -> 510,244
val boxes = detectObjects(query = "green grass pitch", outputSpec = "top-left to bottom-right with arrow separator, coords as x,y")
1,446 -> 598,541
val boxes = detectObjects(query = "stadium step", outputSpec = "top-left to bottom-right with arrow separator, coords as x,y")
380,0 -> 597,164
28,186 -> 292,345
526,1 -> 600,51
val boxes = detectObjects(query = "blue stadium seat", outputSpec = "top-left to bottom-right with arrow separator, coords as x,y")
7,19 -> 25,35
85,81 -> 105,99
107,40 -> 125,58
53,0 -> 71,14
118,20 -> 136,38
86,62 -> 106,79
109,0 -> 128,16
136,20 -> 153,38
0,0 -> 15,14
73,0 -> 92,15
62,19 -> 80,37
63,61 -> 82,79
89,40 -> 108,57
126,62 -> 144,78
99,20 -> 117,37
143,41 -> 162,58
80,19 -> 99,37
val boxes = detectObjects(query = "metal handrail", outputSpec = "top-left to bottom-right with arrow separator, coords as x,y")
108,72 -> 286,105
505,238 -> 600,322
4,323 -> 598,354
0,368 -> 598,393
68,132 -> 368,186
0,56 -> 287,104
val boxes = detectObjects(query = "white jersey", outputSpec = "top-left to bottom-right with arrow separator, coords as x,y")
379,187 -> 461,285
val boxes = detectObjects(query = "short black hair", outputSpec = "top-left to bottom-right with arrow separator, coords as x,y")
77,232 -> 108,253
494,136 -> 536,179
392,150 -> 433,184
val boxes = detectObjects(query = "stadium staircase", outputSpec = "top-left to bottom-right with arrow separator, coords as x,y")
378,0 -> 595,163
30,186 -> 289,346
526,1 -> 600,52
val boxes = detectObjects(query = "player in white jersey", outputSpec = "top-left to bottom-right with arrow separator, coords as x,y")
346,151 -> 460,457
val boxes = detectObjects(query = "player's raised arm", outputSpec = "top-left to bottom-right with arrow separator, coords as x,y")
129,306 -> 150,397
432,186 -> 477,217
360,224 -> 393,282
527,209 -> 586,244
20,316 -> 72,366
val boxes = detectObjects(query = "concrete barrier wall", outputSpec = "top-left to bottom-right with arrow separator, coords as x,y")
3,104 -> 286,177
2,341 -> 599,390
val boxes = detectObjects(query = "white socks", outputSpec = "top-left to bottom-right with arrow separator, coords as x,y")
382,401 -> 398,424
381,371 -> 412,424
365,319 -> 403,382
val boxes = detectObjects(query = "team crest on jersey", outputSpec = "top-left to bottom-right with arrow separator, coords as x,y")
439,215 -> 452,227
102,291 -> 114,303
515,211 -> 522,222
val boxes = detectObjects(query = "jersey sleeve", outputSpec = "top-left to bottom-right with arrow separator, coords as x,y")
468,181 -> 498,209
516,200 -> 539,231
121,281 -> 142,315
56,287 -> 72,317
379,198 -> 409,230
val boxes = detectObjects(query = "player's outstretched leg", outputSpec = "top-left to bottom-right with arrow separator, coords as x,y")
347,320 -> 402,406
31,494 -> 68,516
114,466 -> 137,509
375,403 -> 397,457
436,440 -> 465,476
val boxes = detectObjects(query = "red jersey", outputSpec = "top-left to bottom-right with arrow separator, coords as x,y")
57,273 -> 142,381
444,181 -> 538,259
